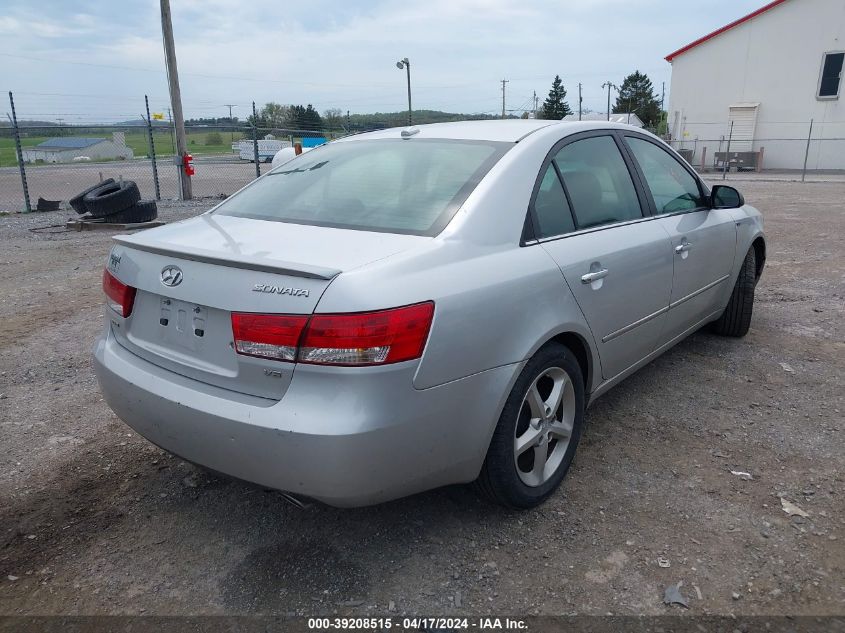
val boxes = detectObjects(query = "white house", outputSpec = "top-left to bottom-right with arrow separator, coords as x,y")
22,132 -> 134,163
666,0 -> 844,170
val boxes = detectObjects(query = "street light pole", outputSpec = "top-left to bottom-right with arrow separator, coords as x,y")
396,58 -> 412,126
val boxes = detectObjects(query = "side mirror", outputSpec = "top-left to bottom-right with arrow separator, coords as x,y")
710,185 -> 744,209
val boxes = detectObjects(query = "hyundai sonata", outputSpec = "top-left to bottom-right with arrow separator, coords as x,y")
94,120 -> 765,508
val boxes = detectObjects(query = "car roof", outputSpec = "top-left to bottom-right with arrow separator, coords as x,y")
334,119 -> 646,143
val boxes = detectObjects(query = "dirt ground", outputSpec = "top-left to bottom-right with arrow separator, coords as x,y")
0,181 -> 842,617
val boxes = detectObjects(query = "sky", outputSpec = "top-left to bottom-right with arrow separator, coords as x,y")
0,0 -> 767,123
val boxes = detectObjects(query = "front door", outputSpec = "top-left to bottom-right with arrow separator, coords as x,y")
623,135 -> 737,340
531,133 -> 674,380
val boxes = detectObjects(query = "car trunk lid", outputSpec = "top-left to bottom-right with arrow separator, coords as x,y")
107,214 -> 429,399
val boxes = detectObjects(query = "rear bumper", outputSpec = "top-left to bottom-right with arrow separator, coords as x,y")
93,328 -> 518,507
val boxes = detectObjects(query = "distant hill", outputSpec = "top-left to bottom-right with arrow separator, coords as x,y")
347,109 -> 503,130
0,120 -> 61,128
114,118 -> 170,127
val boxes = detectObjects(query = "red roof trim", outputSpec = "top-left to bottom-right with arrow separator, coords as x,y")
665,0 -> 789,62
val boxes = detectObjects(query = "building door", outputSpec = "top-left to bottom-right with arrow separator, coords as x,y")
727,104 -> 759,152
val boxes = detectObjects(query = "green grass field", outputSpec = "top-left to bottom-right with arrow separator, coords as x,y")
0,130 -> 246,167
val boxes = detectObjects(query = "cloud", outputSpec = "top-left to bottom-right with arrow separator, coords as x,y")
0,0 -> 765,122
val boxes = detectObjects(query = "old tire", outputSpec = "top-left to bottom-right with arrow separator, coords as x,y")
83,180 -> 140,218
475,343 -> 585,509
711,247 -> 756,337
100,200 -> 157,224
69,178 -> 114,214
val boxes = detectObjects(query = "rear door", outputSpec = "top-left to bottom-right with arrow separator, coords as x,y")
622,133 -> 737,341
532,132 -> 674,380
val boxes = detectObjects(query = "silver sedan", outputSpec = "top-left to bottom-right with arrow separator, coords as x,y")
94,120 -> 765,508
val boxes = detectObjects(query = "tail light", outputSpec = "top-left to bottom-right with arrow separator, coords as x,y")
231,302 -> 434,366
300,302 -> 434,365
103,269 -> 136,318
231,313 -> 308,362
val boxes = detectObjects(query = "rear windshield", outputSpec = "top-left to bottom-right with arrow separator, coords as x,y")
214,138 -> 510,236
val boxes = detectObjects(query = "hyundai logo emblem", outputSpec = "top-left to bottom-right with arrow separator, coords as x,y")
160,265 -> 183,287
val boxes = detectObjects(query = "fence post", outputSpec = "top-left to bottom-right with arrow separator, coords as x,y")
757,147 -> 764,173
8,91 -> 31,213
802,119 -> 813,182
252,101 -> 260,178
722,120 -> 733,181
145,95 -> 161,201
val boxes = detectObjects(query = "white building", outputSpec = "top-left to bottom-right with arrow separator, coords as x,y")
563,112 -> 644,127
666,0 -> 844,170
22,132 -> 134,163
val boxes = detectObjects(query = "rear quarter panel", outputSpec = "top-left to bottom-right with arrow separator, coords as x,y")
314,241 -> 597,391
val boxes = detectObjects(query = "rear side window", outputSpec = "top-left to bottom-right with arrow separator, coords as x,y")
214,139 -> 509,236
533,164 -> 575,238
626,137 -> 705,214
554,136 -> 642,230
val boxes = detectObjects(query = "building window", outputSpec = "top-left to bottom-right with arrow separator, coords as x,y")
818,52 -> 844,99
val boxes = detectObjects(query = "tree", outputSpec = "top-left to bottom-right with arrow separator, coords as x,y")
303,104 -> 323,130
287,104 -> 323,130
247,102 -> 289,130
323,108 -> 343,131
539,75 -> 572,120
612,71 -> 661,127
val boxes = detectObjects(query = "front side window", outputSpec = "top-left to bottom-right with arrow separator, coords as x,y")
554,135 -> 642,230
215,139 -> 509,236
626,137 -> 705,214
818,52 -> 844,99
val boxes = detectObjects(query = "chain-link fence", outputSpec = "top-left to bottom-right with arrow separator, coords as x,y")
666,119 -> 845,182
4,93 -> 845,212
1,92 -> 353,212
1,124 -> 341,212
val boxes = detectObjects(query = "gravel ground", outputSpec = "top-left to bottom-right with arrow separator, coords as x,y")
0,184 -> 842,616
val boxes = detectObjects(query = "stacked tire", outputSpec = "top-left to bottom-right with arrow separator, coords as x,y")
70,179 -> 158,224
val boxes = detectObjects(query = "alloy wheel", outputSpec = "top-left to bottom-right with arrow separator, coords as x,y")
513,366 -> 576,487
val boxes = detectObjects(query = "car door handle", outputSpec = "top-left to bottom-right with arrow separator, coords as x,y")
675,243 -> 692,254
581,268 -> 609,284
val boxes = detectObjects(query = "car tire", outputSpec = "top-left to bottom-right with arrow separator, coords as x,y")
69,178 -> 114,214
710,247 -> 756,337
83,180 -> 141,218
476,343 -> 585,509
100,200 -> 158,224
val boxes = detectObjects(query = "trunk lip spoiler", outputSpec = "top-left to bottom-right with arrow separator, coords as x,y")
112,235 -> 341,281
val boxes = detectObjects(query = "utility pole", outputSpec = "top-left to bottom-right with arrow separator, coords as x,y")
346,109 -> 351,132
224,103 -> 236,146
601,81 -> 617,121
578,83 -> 582,121
532,90 -> 537,118
660,81 -> 666,133
160,0 -> 191,199
501,79 -> 509,119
